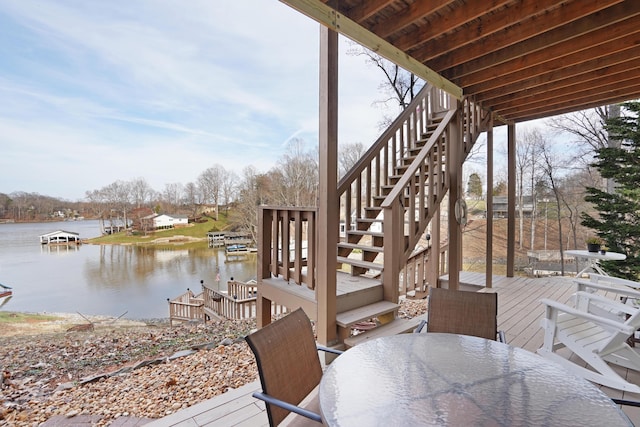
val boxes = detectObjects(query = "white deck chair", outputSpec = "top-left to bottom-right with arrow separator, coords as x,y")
574,277 -> 640,321
538,291 -> 640,393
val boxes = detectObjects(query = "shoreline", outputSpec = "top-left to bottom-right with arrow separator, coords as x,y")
0,310 -> 169,338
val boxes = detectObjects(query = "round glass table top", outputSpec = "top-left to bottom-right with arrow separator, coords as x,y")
319,333 -> 632,426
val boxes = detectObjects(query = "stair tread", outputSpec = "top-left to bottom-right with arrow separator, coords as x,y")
345,230 -> 384,238
337,256 -> 383,270
337,242 -> 384,253
344,314 -> 428,348
336,300 -> 400,328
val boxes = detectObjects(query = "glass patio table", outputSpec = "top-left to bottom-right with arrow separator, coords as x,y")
565,249 -> 626,277
319,333 -> 632,426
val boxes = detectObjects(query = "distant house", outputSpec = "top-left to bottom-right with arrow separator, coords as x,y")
491,196 -> 535,218
39,230 -> 80,244
148,214 -> 189,230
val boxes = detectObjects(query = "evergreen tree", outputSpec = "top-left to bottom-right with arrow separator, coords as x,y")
581,101 -> 640,280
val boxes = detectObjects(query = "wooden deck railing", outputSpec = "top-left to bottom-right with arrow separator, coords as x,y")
167,289 -> 204,326
402,243 -> 449,296
202,285 -> 257,321
169,280 -> 288,324
258,207 -> 317,290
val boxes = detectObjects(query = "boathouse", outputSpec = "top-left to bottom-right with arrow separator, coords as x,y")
39,230 -> 80,245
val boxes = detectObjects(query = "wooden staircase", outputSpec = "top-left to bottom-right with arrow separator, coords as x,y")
256,83 -> 490,346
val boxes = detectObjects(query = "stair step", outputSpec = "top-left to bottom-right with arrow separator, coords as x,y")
337,256 -> 383,271
343,314 -> 428,348
337,242 -> 384,253
336,300 -> 399,328
345,230 -> 384,238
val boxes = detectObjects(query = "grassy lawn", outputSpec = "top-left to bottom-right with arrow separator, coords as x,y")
88,214 -> 229,245
0,312 -> 59,324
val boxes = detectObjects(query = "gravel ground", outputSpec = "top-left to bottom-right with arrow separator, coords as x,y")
0,299 -> 426,426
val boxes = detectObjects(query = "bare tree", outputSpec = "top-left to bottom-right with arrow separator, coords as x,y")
547,105 -> 620,193
221,171 -> 238,214
130,177 -> 154,208
198,164 -> 227,220
162,183 -> 184,213
347,44 -> 424,129
338,142 -> 366,178
230,166 -> 262,241
516,129 -> 545,250
272,138 -> 318,206
183,182 -> 199,218
539,138 -> 566,275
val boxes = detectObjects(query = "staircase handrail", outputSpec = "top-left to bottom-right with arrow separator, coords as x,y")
380,108 -> 456,210
337,83 -> 434,195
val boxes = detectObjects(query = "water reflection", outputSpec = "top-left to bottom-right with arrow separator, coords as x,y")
0,221 -> 256,319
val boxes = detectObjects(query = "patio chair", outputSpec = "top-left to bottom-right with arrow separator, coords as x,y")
415,287 -> 506,343
538,292 -> 640,393
574,275 -> 640,322
245,308 -> 342,426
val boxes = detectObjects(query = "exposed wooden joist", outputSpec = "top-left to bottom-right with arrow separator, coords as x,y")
498,83 -> 640,122
425,0 -> 622,72
452,12 -> 640,88
441,1 -> 640,80
337,0 -> 389,23
487,60 -> 640,110
408,0 -> 553,62
280,0 -> 463,99
469,43 -> 640,99
369,0 -> 451,40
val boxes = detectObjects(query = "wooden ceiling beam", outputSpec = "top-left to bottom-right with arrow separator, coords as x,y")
333,0 -> 390,22
410,0 -> 573,63
500,85 -> 640,123
466,41 -> 640,98
478,53 -> 640,106
279,0 -> 462,99
490,72 -> 640,113
369,0 -> 451,39
452,13 -> 640,88
441,1 -> 639,80
391,0 -> 510,52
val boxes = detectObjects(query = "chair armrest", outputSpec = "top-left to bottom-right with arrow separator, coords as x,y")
540,298 -> 636,335
612,398 -> 640,407
413,319 -> 427,333
576,279 -> 640,299
252,391 -> 322,423
574,291 -> 638,316
317,345 -> 343,355
589,273 -> 640,290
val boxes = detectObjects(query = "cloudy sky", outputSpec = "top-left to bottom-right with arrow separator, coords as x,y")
0,1 -> 395,201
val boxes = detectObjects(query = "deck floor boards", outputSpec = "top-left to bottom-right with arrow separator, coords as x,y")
146,274 -> 640,426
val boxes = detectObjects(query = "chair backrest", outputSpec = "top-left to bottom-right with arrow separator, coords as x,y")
427,287 -> 499,340
245,308 -> 323,426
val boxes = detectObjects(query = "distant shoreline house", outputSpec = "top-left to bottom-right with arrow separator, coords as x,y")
142,214 -> 189,231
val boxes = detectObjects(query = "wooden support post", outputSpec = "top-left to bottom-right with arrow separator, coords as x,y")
485,117 -> 494,288
507,124 -> 516,277
447,99 -> 462,290
316,25 -> 339,347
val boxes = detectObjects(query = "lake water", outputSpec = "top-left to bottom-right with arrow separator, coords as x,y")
0,220 -> 256,319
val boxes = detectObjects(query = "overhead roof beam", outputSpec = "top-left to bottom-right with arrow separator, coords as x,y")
279,0 -> 463,100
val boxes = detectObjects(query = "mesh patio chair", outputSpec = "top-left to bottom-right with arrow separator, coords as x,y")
416,287 -> 506,343
245,308 -> 342,426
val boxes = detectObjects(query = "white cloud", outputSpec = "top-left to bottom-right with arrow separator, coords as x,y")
0,0 -> 391,200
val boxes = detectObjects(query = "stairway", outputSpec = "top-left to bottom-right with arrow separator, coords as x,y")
332,84 -> 487,344
255,84 -> 488,346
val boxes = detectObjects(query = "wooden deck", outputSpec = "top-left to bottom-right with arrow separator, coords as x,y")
145,274 -> 640,426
